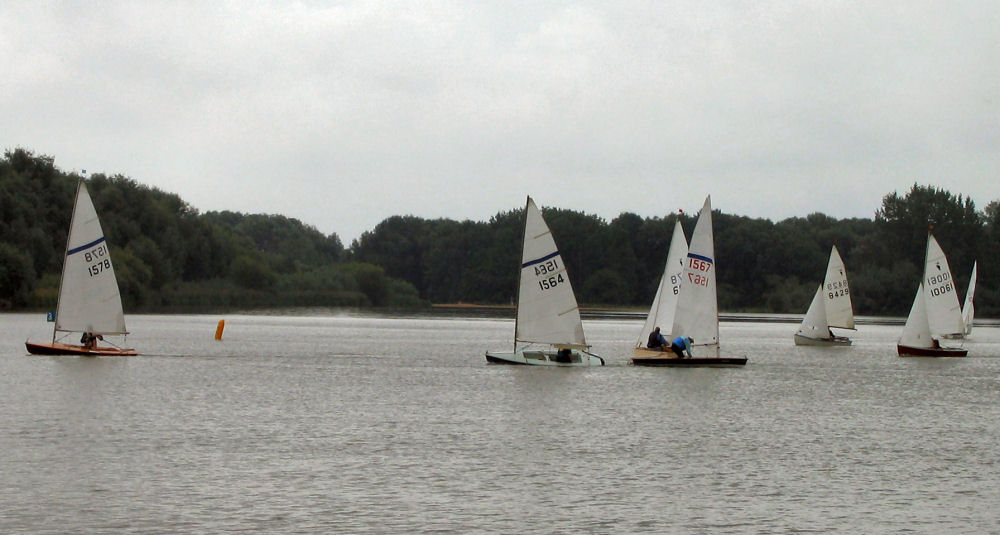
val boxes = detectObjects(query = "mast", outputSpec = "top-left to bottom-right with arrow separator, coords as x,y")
51,181 -> 84,344
512,196 -> 530,352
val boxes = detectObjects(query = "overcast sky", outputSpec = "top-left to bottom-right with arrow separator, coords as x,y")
3,1 -> 997,243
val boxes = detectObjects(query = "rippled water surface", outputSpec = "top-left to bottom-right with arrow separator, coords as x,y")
2,312 -> 999,534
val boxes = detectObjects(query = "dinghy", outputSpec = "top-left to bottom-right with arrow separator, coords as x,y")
944,261 -> 977,339
25,181 -> 136,356
631,196 -> 746,367
897,233 -> 966,357
961,261 -> 977,337
485,196 -> 604,366
793,245 -> 855,346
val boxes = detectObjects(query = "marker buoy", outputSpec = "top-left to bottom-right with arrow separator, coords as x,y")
215,319 -> 225,341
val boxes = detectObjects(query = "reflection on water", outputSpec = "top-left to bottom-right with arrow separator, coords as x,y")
2,312 -> 999,534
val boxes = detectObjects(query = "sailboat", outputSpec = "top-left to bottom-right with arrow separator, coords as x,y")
631,196 -> 746,367
632,219 -> 687,358
793,245 -> 855,346
961,261 -> 977,337
485,196 -> 604,366
944,261 -> 977,339
25,181 -> 137,356
897,233 -> 966,357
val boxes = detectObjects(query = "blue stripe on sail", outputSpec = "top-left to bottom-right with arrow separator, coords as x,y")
522,251 -> 560,268
687,252 -> 713,264
67,237 -> 105,256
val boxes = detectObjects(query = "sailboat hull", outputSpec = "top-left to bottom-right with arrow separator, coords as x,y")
793,334 -> 852,346
26,341 -> 137,357
485,349 -> 604,366
896,344 -> 967,357
630,355 -> 747,367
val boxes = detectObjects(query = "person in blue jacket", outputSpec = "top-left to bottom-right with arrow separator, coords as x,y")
670,336 -> 694,358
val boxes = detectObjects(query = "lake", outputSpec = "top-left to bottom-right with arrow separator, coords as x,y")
2,312 -> 999,534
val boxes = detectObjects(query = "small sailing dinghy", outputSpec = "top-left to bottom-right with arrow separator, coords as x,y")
897,233 -> 966,357
632,219 -> 687,359
944,261 -> 977,339
631,196 -> 746,367
961,261 -> 977,337
485,196 -> 604,366
25,181 -> 136,356
793,245 -> 855,346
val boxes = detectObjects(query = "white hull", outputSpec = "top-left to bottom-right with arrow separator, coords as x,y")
793,333 -> 852,346
485,349 -> 604,367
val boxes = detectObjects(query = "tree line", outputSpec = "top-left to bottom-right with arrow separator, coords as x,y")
2,149 -> 997,317
351,189 -> 997,317
0,149 -> 422,310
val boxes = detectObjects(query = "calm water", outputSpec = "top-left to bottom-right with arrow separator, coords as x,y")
2,312 -> 999,534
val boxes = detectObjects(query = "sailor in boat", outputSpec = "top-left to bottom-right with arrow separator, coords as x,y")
647,327 -> 669,351
80,332 -> 102,350
670,336 -> 694,359
555,348 -> 573,363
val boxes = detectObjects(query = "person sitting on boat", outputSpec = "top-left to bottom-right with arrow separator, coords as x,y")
555,348 -> 573,363
670,336 -> 694,359
647,327 -> 669,351
80,332 -> 102,349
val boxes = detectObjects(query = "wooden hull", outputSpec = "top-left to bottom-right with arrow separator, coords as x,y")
485,349 -> 605,366
897,344 -> 967,357
793,333 -> 852,346
26,341 -> 137,357
630,355 -> 747,367
632,347 -> 673,358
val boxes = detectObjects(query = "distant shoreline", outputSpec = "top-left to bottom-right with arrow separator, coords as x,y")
429,304 -> 937,326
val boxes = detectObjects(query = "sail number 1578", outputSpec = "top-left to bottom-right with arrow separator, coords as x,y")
84,245 -> 111,277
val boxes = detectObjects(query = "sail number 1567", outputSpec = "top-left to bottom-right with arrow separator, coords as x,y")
687,257 -> 712,287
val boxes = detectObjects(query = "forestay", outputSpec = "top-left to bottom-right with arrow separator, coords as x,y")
670,196 -> 719,358
514,197 -> 586,349
636,220 -> 687,347
54,182 -> 127,336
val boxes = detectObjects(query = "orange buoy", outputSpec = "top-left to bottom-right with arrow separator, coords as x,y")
215,319 -> 225,341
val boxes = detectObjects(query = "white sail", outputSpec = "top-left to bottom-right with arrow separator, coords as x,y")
636,220 -> 687,347
54,181 -> 127,336
796,286 -> 829,338
899,283 -> 933,348
670,196 -> 719,358
962,261 -> 977,335
922,234 -> 963,336
514,197 -> 586,349
823,245 -> 854,329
